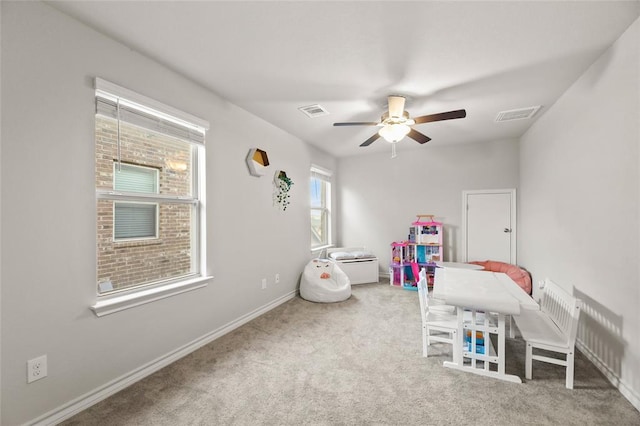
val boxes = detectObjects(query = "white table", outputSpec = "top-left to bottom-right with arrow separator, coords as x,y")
433,268 -> 539,383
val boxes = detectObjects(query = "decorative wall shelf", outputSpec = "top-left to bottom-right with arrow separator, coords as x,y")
246,148 -> 270,177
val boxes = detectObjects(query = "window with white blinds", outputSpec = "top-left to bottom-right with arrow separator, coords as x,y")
310,166 -> 332,249
114,163 -> 159,194
94,78 -> 209,299
114,202 -> 157,239
113,164 -> 159,240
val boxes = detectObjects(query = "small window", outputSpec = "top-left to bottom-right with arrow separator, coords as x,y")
310,166 -> 332,249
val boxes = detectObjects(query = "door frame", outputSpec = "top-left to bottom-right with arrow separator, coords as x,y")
462,188 -> 517,264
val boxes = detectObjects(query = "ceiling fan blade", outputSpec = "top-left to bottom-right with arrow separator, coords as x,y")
360,133 -> 381,147
407,128 -> 432,144
387,95 -> 406,119
333,122 -> 380,126
413,109 -> 467,124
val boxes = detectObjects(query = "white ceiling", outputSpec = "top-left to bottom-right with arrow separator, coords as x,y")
50,1 -> 640,158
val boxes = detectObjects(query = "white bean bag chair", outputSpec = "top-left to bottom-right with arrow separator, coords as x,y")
300,259 -> 351,303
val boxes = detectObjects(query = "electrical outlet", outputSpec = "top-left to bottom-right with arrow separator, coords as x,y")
27,355 -> 48,383
261,278 -> 267,289
275,273 -> 280,284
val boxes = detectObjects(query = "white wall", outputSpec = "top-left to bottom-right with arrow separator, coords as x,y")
519,17 -> 640,409
0,2 -> 325,424
337,139 -> 520,272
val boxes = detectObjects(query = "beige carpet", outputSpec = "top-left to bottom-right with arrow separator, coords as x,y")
62,282 -> 640,425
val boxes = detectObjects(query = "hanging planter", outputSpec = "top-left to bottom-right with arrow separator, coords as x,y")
273,170 -> 294,210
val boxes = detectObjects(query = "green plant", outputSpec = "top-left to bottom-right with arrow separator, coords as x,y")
274,174 -> 294,210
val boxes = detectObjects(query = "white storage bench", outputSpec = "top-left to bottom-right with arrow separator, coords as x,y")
327,247 -> 379,285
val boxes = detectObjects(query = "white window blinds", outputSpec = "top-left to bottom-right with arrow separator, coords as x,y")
95,78 -> 209,146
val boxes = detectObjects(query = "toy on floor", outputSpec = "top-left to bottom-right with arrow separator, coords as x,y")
300,259 -> 351,303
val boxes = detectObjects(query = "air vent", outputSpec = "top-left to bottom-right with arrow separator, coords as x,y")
298,104 -> 329,118
495,106 -> 541,122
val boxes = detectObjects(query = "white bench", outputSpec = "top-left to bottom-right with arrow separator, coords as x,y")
513,278 -> 582,389
327,247 -> 379,285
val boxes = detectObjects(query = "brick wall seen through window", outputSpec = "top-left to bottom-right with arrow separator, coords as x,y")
96,116 -> 195,292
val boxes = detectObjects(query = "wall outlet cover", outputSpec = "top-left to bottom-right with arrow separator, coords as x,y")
27,355 -> 48,383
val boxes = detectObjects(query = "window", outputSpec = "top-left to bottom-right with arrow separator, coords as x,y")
310,166 -> 332,249
94,78 -> 209,310
113,163 -> 159,240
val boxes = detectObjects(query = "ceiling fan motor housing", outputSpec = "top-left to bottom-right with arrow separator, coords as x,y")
387,95 -> 407,119
381,111 -> 415,126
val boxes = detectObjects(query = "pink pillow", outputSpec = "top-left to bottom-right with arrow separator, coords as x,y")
468,260 -> 532,295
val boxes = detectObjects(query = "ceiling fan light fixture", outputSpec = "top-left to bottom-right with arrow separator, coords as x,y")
379,123 -> 411,143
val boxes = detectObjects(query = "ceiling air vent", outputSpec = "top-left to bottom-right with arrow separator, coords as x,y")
495,106 -> 541,122
298,104 -> 329,118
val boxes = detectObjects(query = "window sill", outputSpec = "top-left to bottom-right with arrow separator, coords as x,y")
113,238 -> 163,249
311,245 -> 333,254
90,276 -> 212,317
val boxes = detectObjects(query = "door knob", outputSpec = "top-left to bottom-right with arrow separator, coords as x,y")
503,228 -> 511,233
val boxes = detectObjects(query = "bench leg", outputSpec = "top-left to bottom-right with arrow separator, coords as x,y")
525,342 -> 533,380
566,351 -> 574,389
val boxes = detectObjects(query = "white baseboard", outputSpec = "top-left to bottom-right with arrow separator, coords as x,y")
29,290 -> 297,426
576,339 -> 640,412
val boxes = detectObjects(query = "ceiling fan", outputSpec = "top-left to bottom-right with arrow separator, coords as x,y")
333,95 -> 466,154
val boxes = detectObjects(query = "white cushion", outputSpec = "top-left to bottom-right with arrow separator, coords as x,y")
351,250 -> 376,259
329,251 -> 355,260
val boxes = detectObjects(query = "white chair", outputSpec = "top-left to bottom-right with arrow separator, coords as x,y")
417,269 -> 458,357
417,268 -> 490,358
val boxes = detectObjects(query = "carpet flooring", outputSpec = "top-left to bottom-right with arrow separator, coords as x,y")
62,282 -> 640,425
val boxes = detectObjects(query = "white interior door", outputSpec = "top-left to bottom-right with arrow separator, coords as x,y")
463,189 -> 516,264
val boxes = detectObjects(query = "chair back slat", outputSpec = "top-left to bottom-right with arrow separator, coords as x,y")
419,268 -> 427,283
